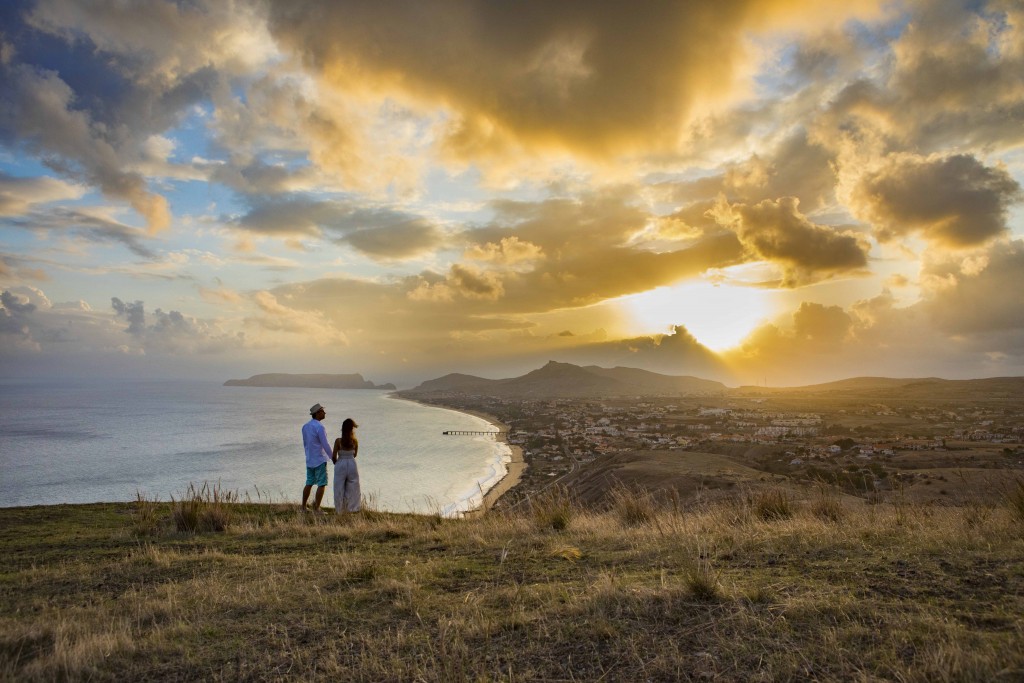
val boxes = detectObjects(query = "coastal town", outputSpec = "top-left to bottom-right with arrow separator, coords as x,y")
412,391 -> 1024,509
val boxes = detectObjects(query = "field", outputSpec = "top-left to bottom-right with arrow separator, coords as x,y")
2,485 -> 1023,681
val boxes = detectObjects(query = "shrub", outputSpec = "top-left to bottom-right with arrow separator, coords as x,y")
529,486 -> 576,531
171,482 -> 236,533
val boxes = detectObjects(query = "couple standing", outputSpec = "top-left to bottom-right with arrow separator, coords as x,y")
301,403 -> 361,514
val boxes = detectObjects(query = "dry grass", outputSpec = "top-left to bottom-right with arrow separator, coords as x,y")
749,487 -> 794,521
170,481 -> 237,533
1006,477 -> 1024,526
528,485 -> 576,531
608,483 -> 658,527
1,489 -> 1023,681
810,485 -> 845,523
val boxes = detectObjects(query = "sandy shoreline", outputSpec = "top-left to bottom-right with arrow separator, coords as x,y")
388,395 -> 525,515
451,409 -> 525,517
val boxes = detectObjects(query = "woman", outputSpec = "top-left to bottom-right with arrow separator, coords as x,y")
332,418 -> 361,513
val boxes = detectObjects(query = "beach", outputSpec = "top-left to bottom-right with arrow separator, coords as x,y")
389,395 -> 525,515
456,409 -> 525,516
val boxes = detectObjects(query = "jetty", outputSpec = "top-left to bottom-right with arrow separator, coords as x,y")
443,430 -> 507,436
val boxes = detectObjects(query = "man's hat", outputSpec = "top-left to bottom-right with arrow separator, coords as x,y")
309,403 -> 325,416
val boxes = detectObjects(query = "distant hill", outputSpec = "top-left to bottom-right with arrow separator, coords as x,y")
405,364 -> 1024,400
733,376 -> 1024,399
403,361 -> 727,397
225,373 -> 396,390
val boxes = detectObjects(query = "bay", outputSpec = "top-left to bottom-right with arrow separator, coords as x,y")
0,379 -> 510,515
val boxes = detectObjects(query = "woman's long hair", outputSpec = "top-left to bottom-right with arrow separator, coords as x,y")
340,418 -> 358,450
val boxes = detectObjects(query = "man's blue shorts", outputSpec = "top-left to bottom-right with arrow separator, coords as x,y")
305,463 -> 328,487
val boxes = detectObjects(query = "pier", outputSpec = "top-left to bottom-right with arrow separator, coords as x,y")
443,430 -> 507,436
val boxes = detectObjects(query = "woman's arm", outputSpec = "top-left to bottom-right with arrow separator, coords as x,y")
332,437 -> 342,463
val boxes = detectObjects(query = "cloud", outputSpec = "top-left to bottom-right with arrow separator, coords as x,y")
0,63 -> 173,232
234,196 -> 443,259
851,154 -> 1021,248
712,196 -> 870,286
111,296 -> 146,335
0,289 -> 40,350
264,0 -> 882,167
110,295 -> 244,353
3,206 -> 157,259
0,173 -> 87,216
410,264 -> 505,302
920,239 -> 1024,335
247,290 -> 348,346
464,236 -> 542,267
666,131 -> 841,215
0,0 -> 280,232
27,0 -> 275,80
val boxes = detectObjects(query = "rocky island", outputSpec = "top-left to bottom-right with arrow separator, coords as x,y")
224,373 -> 396,390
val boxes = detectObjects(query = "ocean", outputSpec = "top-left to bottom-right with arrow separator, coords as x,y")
0,379 -> 510,516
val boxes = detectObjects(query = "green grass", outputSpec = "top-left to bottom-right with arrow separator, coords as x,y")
1,492 -> 1023,681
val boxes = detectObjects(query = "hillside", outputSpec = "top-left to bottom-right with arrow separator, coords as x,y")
1,496 -> 1021,680
224,373 -> 396,390
404,361 -> 728,398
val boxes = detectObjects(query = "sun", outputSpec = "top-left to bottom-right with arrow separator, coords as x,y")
619,281 -> 773,351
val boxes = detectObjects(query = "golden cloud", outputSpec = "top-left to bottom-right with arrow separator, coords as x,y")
264,0 -> 883,166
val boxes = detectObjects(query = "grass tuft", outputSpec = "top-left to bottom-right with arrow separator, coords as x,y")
682,550 -> 722,601
131,491 -> 163,536
751,488 -> 794,521
529,486 -> 576,531
810,486 -> 844,523
609,484 -> 656,527
170,482 -> 236,533
1005,477 -> 1024,525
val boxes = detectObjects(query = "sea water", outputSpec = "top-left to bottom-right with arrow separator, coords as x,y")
0,379 -> 510,515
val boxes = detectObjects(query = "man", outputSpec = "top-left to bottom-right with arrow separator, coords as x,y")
301,403 -> 333,513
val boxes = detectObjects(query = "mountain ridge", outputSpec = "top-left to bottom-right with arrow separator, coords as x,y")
403,360 -> 727,397
403,362 -> 1024,399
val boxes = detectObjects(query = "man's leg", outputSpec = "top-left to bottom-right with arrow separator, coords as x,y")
313,485 -> 326,511
302,484 -> 312,510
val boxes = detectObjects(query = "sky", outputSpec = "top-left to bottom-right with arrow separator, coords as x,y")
1,0 -> 1023,388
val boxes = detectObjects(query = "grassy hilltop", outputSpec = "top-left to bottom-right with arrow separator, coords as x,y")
2,487 -> 1023,681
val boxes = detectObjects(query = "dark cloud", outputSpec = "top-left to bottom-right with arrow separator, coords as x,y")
4,207 -> 157,258
851,154 -> 1021,248
234,196 -> 443,260
0,62 -> 172,232
111,294 -> 245,353
716,196 -> 869,286
111,297 -> 145,335
445,264 -> 504,301
0,0 -> 270,232
265,0 -> 870,161
342,217 -> 441,260
792,301 -> 852,344
0,289 -> 37,347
